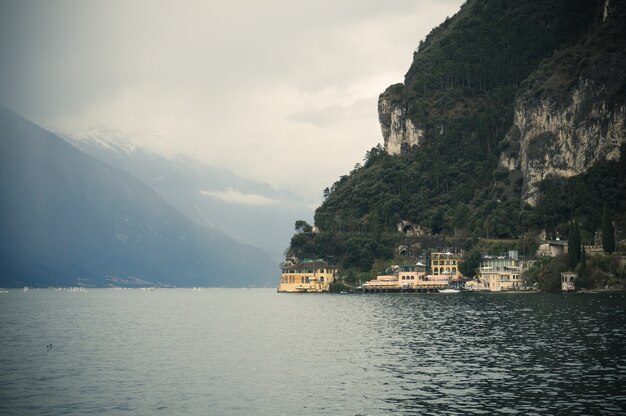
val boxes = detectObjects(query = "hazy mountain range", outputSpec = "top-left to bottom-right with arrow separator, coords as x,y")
0,107 -> 279,287
62,128 -> 314,263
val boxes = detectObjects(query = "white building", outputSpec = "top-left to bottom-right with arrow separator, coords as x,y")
478,251 -> 533,292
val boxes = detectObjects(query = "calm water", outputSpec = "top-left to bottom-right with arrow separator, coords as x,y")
1,289 -> 624,415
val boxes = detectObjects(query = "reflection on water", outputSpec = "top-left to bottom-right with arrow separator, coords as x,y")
0,289 -> 624,415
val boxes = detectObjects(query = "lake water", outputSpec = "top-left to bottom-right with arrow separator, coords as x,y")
1,289 -> 624,415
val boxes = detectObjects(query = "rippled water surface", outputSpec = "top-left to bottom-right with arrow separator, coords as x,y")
1,289 -> 625,415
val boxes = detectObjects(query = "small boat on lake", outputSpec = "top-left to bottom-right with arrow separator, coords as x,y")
438,288 -> 460,293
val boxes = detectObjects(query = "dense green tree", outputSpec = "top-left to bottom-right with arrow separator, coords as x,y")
289,233 -> 316,259
526,256 -> 567,292
568,221 -> 581,270
580,247 -> 586,270
430,209 -> 445,235
534,148 -> 625,254
602,203 -> 616,254
295,220 -> 312,234
575,247 -> 592,289
459,249 -> 482,278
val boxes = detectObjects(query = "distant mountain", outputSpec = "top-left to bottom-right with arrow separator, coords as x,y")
63,129 -> 314,263
0,107 -> 277,288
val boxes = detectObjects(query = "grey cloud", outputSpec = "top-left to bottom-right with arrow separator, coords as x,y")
288,98 -> 374,128
0,0 -> 464,200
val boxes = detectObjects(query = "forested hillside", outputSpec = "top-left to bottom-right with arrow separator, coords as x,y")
288,0 -> 625,277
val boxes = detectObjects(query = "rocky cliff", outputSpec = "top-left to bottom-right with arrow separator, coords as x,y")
288,0 -> 625,271
378,0 -> 624,207
500,0 -> 626,205
378,84 -> 423,156
501,82 -> 625,206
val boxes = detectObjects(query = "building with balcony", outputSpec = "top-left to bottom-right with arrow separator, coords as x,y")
561,272 -> 576,292
477,251 -> 533,291
277,261 -> 337,293
361,262 -> 448,292
429,251 -> 463,277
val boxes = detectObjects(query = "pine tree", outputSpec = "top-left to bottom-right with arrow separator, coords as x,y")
602,203 -> 616,254
580,246 -> 586,272
575,246 -> 590,289
568,220 -> 581,270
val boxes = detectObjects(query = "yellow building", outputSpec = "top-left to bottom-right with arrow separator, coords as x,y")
277,261 -> 337,293
429,252 -> 463,277
397,263 -> 427,289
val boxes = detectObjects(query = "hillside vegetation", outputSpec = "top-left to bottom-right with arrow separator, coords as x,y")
288,0 -> 625,277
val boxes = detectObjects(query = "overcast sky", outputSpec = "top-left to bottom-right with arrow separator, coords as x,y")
0,0 -> 463,202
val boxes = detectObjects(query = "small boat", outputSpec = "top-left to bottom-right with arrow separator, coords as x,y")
438,288 -> 460,293
339,290 -> 348,294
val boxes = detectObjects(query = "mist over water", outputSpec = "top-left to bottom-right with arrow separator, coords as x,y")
1,289 -> 624,415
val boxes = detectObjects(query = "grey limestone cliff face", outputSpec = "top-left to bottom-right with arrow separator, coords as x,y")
500,80 -> 625,206
378,84 -> 423,155
500,0 -> 625,206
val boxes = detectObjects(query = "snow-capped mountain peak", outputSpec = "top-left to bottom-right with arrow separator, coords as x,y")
57,126 -> 138,155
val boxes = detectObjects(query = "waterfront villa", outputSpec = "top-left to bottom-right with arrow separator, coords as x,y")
361,262 -> 449,291
429,251 -> 462,277
561,272 -> 576,292
477,251 -> 533,291
398,262 -> 427,288
277,260 -> 337,293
